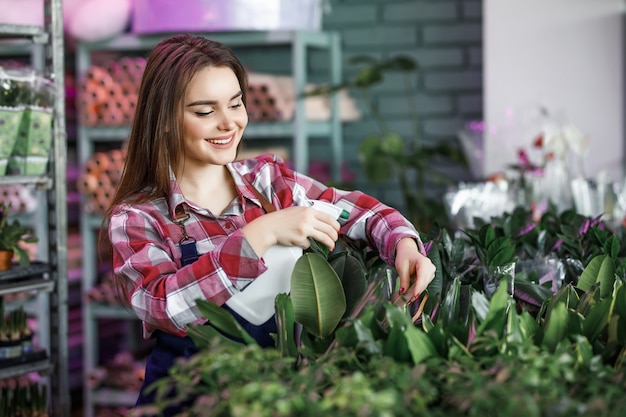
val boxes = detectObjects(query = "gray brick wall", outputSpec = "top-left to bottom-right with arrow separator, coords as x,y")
312,0 -> 483,216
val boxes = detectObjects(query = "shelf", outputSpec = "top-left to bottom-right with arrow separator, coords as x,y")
78,30 -> 336,52
0,24 -> 48,44
0,1 -> 70,415
0,357 -> 52,380
0,175 -> 52,188
0,262 -> 53,296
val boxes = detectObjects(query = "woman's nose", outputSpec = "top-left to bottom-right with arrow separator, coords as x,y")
217,111 -> 236,130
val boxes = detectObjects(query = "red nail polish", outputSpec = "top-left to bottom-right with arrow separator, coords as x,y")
398,287 -> 405,296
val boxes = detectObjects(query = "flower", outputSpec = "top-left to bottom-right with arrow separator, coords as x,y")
0,202 -> 38,267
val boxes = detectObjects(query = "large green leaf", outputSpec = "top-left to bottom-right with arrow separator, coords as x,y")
542,302 -> 569,352
291,253 -> 347,338
382,299 -> 440,363
439,277 -> 461,326
505,305 -> 523,346
426,241 -> 443,305
519,310 -> 542,346
610,282 -> 626,343
577,254 -> 614,297
275,294 -> 298,358
470,289 -> 490,323
189,298 -> 256,346
476,281 -> 509,337
405,325 -> 439,364
330,252 -> 367,317
582,297 -> 612,343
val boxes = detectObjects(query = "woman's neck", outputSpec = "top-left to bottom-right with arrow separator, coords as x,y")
176,164 -> 237,215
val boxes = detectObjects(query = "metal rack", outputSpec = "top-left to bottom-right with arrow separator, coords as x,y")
76,30 -> 342,417
0,0 -> 69,415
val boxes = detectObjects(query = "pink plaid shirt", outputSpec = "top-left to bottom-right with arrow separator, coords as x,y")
109,154 -> 422,338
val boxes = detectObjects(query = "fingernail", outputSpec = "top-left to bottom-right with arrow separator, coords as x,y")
398,287 -> 405,296
409,292 -> 421,304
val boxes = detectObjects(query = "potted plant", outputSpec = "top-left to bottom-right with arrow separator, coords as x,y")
0,202 -> 38,270
135,205 -> 626,416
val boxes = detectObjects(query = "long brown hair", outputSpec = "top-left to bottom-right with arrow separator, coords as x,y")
100,34 -> 249,302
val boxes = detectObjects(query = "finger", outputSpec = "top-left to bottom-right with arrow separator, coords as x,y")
312,210 -> 341,231
411,263 -> 436,299
395,260 -> 411,298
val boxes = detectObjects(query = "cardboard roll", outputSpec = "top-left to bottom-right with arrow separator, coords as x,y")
77,174 -> 99,194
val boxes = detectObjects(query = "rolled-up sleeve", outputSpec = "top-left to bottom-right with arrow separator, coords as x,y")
109,205 -> 267,337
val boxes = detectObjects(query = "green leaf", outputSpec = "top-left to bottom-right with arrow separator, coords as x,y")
603,235 -> 620,259
380,132 -> 405,156
577,255 -> 606,292
479,224 -> 496,248
340,315 -> 380,355
470,289 -> 490,323
542,302 -> 568,352
405,325 -> 438,364
186,323 -> 241,349
519,310 -> 542,346
290,253 -> 347,338
505,303 -> 523,346
611,282 -> 626,343
440,277 -> 461,325
330,252 -> 367,317
189,299 -> 256,346
488,246 -> 516,269
582,297 -> 612,343
425,244 -> 443,309
597,258 -> 616,299
476,281 -> 509,337
574,335 -> 593,367
354,66 -> 383,87
275,294 -> 298,358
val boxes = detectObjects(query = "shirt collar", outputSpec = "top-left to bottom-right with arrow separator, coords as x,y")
167,163 -> 265,220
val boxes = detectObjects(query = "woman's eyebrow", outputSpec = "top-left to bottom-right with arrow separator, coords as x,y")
186,91 -> 243,107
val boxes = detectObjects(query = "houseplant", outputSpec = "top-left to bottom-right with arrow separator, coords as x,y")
0,202 -> 38,270
134,204 -> 626,416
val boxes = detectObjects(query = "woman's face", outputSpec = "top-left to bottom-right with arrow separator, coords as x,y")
181,65 -> 248,169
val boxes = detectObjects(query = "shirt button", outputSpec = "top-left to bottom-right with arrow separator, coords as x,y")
225,223 -> 233,230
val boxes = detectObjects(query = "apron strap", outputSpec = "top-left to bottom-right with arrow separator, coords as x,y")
241,176 -> 277,213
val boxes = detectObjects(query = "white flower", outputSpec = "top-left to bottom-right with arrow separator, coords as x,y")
561,124 -> 589,157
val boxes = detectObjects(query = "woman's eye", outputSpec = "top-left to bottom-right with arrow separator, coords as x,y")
195,111 -> 213,116
231,103 -> 243,109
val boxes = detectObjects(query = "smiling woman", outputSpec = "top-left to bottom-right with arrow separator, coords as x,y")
101,33 -> 435,416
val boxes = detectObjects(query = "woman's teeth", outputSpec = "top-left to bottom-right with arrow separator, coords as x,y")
209,136 -> 232,145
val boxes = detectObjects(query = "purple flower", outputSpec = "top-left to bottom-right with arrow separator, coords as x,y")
423,241 -> 433,255
516,222 -> 536,237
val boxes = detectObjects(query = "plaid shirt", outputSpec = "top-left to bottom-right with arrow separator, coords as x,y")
109,154 -> 422,338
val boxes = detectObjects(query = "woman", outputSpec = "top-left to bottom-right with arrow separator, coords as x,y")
104,34 -> 436,410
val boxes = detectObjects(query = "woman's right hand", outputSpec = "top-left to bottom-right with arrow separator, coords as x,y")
242,206 -> 340,257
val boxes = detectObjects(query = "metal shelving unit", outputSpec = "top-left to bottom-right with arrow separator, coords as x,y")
76,30 -> 342,417
0,0 -> 69,415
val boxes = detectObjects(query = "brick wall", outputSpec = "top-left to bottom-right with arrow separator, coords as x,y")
315,0 -> 483,215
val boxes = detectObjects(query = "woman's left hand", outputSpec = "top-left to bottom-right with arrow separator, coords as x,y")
393,237 -> 436,303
